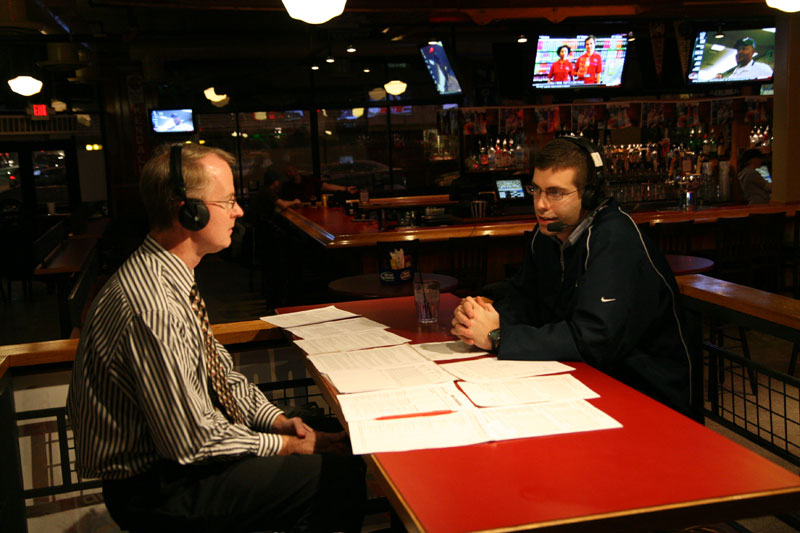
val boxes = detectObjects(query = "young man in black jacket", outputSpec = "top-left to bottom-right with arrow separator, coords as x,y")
451,137 -> 694,418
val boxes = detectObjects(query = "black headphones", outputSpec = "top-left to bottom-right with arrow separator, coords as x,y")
558,135 -> 607,211
170,144 -> 209,231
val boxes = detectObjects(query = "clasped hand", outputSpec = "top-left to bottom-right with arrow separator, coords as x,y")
450,296 -> 500,351
273,415 -> 350,456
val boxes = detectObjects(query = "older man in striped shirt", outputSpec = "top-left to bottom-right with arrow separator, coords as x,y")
67,143 -> 365,532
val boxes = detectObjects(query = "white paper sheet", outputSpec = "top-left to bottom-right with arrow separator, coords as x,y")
337,382 -> 474,422
285,317 -> 388,339
440,357 -> 574,382
294,330 -> 411,355
476,400 -> 622,441
348,410 -> 491,454
411,340 -> 488,361
261,305 -> 359,328
308,344 -> 427,374
325,360 -> 454,394
458,374 -> 599,407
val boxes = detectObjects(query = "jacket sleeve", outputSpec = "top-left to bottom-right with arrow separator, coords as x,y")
497,226 -> 664,369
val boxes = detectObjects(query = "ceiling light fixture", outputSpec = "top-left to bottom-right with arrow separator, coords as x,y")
281,0 -> 347,24
210,96 -> 230,108
311,64 -> 320,70
517,34 -> 528,43
766,0 -> 800,12
384,79 -> 407,96
346,44 -> 356,53
368,87 -> 387,100
714,27 -> 725,39
391,34 -> 405,42
352,108 -> 364,118
326,55 -> 335,63
203,87 -> 228,103
8,75 -> 43,96
428,38 -> 439,45
627,31 -> 636,42
363,68 -> 371,73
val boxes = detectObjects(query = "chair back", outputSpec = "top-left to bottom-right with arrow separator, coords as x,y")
652,220 -> 694,255
448,235 -> 490,295
714,217 -> 752,285
748,212 -> 786,292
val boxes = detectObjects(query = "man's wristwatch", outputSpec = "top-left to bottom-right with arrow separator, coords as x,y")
488,328 -> 501,352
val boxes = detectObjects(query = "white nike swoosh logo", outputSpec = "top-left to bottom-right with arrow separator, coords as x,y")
600,297 -> 616,303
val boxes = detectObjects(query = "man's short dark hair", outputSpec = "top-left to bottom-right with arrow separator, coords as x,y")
557,45 -> 571,55
739,148 -> 763,168
533,138 -> 592,188
585,35 -> 596,45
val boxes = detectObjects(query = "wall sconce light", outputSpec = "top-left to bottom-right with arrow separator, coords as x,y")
766,0 -> 800,12
384,80 -> 407,95
281,0 -> 346,24
517,34 -> 528,43
8,75 -> 43,96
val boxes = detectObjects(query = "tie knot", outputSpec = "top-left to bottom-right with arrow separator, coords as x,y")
190,284 -> 200,302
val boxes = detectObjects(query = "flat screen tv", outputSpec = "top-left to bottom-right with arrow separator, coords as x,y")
420,41 -> 463,95
532,33 -> 629,89
495,178 -> 526,200
687,28 -> 775,84
150,109 -> 196,133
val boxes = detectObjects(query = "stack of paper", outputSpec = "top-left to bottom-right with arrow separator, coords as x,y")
265,305 -> 622,455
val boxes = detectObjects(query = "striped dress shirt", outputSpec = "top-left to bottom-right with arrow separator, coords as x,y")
67,235 -> 284,480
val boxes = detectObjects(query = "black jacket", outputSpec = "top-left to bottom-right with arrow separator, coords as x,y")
485,199 -> 693,417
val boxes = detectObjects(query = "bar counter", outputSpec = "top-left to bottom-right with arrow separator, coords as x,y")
281,197 -> 800,249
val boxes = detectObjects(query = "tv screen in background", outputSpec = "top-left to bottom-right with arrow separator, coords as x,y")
151,109 -> 195,133
420,41 -> 463,95
532,34 -> 628,89
687,28 -> 775,84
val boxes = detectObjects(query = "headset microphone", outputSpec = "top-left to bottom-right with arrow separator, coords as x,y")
546,221 -> 573,232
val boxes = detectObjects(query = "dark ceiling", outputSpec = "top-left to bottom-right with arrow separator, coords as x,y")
0,0 -> 779,111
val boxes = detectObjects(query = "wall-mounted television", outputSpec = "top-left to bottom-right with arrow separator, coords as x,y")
687,28 -> 775,84
150,109 -> 196,133
532,33 -> 629,89
420,41 -> 463,95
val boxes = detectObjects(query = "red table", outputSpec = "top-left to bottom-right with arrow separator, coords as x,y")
278,295 -> 800,532
666,254 -> 715,275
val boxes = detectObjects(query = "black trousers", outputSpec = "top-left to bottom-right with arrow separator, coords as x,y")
102,454 -> 366,533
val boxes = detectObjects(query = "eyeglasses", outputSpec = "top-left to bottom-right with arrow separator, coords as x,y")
203,198 -> 239,211
525,184 -> 582,202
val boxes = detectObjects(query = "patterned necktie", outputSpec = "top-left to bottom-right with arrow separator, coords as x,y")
190,284 -> 245,424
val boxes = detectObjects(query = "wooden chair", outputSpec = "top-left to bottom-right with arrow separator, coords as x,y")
652,220 -> 694,255
447,235 -> 490,296
748,212 -> 786,294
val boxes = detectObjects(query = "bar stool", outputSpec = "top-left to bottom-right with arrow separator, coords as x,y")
748,212 -> 785,293
652,220 -> 694,255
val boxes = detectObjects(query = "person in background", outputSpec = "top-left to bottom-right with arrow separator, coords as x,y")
67,143 -> 365,532
450,137 -> 694,419
717,37 -> 773,81
279,165 -> 358,204
738,148 -> 771,205
548,45 -> 575,83
575,35 -> 603,84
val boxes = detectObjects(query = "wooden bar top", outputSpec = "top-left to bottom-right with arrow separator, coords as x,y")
677,274 -> 800,332
0,319 -> 284,379
282,201 -> 800,249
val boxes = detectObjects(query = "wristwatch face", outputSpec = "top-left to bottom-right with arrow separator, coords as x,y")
489,328 -> 501,350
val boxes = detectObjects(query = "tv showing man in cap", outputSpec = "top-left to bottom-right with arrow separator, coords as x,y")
717,37 -> 773,81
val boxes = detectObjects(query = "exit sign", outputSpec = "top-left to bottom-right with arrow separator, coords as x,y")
28,104 -> 50,120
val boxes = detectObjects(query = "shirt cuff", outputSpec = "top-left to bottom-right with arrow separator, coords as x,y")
256,432 -> 284,456
252,402 -> 284,432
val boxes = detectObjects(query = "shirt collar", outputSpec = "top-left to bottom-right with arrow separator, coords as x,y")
141,235 -> 196,297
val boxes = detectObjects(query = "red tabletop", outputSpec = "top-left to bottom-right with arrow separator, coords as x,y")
277,295 -> 800,532
666,254 -> 715,275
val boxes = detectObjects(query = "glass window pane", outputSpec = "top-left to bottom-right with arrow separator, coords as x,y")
32,149 -> 68,214
0,151 -> 22,212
